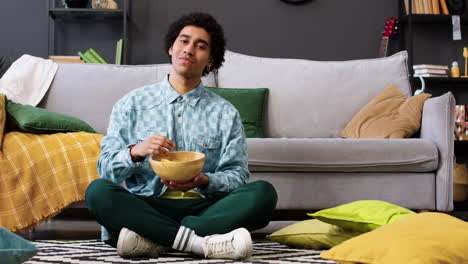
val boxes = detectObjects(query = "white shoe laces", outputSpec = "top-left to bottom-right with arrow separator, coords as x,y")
205,235 -> 235,257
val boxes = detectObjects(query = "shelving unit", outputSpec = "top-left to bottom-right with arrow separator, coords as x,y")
47,0 -> 129,64
411,76 -> 468,84
400,14 -> 468,24
399,1 -> 468,211
49,8 -> 125,20
399,1 -> 468,80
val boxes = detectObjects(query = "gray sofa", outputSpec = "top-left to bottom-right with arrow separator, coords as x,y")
39,50 -> 455,213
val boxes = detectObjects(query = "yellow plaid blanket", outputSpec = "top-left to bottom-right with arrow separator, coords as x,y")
0,95 -> 103,232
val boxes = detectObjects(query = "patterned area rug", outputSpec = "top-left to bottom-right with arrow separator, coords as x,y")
26,240 -> 338,264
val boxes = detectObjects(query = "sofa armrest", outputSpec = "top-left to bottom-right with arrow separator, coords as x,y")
420,92 -> 455,211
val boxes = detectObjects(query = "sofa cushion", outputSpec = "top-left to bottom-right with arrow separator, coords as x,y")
6,98 -> 96,134
218,50 -> 411,138
250,172 -> 436,210
247,138 -> 438,172
39,63 -> 216,134
340,83 -> 431,139
205,87 -> 268,138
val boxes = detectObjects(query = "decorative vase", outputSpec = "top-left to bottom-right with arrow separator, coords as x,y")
92,0 -> 118,9
64,0 -> 89,8
106,0 -> 119,9
92,0 -> 109,9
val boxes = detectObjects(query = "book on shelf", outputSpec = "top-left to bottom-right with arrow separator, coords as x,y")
432,0 -> 441,14
440,0 -> 449,14
77,49 -> 108,64
414,73 -> 449,77
419,0 -> 425,13
48,55 -> 84,63
414,68 -> 448,74
404,0 -> 444,14
49,56 -> 80,60
416,0 -> 423,13
78,51 -> 95,63
413,64 -> 449,70
115,39 -> 123,65
423,0 -> 430,14
88,48 -> 108,64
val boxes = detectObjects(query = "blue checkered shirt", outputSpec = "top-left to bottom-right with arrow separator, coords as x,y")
98,75 -> 250,199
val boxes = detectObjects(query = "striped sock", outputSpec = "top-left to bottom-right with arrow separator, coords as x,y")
172,226 -> 204,255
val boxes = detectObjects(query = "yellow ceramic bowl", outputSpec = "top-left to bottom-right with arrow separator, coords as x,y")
149,151 -> 205,183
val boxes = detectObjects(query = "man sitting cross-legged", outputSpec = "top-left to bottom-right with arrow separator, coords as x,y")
85,12 -> 278,260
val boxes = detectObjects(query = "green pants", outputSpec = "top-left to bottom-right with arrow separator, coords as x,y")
85,178 -> 277,247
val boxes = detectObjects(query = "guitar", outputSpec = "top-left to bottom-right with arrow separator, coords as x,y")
379,17 -> 398,58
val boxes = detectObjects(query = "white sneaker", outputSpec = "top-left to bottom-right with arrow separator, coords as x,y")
117,227 -> 165,258
202,227 -> 253,260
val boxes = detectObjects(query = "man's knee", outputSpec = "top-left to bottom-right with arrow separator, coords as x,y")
244,181 -> 278,230
85,178 -> 116,211
247,180 -> 278,209
251,180 -> 277,198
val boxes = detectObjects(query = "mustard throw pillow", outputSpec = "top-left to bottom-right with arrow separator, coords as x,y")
340,83 -> 431,138
307,200 -> 416,233
321,213 -> 468,264
267,219 -> 362,249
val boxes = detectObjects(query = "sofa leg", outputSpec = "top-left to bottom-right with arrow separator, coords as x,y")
418,209 -> 430,213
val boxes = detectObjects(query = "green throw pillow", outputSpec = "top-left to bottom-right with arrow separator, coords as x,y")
6,99 -> 96,134
205,87 -> 268,138
267,219 -> 363,249
0,227 -> 38,264
307,200 -> 416,233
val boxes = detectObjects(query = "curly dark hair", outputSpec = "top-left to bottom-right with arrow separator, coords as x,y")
165,12 -> 226,76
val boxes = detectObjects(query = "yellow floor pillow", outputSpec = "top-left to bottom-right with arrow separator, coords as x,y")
267,219 -> 362,249
321,212 -> 468,264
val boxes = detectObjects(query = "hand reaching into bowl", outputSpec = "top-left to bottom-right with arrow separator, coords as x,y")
161,172 -> 209,192
130,135 -> 176,160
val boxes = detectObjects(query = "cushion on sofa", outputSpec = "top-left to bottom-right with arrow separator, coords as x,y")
217,50 -> 411,138
6,98 -> 96,134
341,83 -> 431,139
266,219 -> 362,249
205,87 -> 268,138
246,138 -> 438,172
308,200 -> 416,233
321,213 -> 468,264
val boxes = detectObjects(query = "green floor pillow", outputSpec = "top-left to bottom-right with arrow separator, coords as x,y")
0,227 -> 38,264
